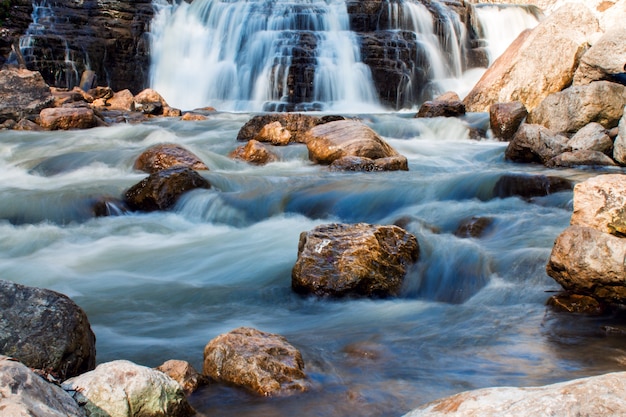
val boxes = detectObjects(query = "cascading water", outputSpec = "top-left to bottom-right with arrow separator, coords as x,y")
149,0 -> 381,112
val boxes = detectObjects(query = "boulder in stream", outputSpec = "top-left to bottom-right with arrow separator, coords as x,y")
134,143 -> 209,174
493,173 -> 572,200
236,113 -> 344,144
229,139 -> 279,165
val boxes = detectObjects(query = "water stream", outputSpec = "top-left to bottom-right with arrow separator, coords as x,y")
1,113 -> 625,416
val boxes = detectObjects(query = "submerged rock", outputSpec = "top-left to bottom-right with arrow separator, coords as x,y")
493,173 -> 572,200
454,216 -> 494,238
203,327 -> 309,397
292,223 -> 419,297
0,280 -> 96,381
547,293 -> 606,315
134,143 -> 209,174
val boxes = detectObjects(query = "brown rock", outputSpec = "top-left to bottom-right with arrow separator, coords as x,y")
570,173 -> 626,236
14,119 -> 43,131
134,143 -> 208,174
229,140 -> 279,165
133,88 -> 170,115
493,173 -> 572,200
107,89 -> 135,111
39,106 -> 97,130
124,166 -> 211,212
203,327 -> 309,396
373,155 -> 409,171
546,225 -> 626,303
504,124 -> 570,164
181,112 -> 208,121
545,150 -> 618,168
236,113 -> 344,144
0,67 -> 54,122
255,120 -> 293,145
329,155 -> 408,172
291,223 -> 419,297
489,101 -> 528,141
156,359 -> 208,395
415,100 -> 466,118
304,120 -> 400,165
454,216 -> 494,238
547,293 -> 606,315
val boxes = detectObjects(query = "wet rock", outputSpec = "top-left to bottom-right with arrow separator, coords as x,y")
156,359 -> 208,395
568,122 -> 614,155
545,150 -> 618,168
181,112 -> 208,121
415,100 -> 466,118
373,155 -> 409,171
489,101 -> 528,141
0,67 -> 54,123
0,355 -> 84,417
229,139 -> 279,165
236,113 -> 344,144
203,327 -> 309,397
92,196 -> 129,217
0,279 -> 96,380
504,124 -> 570,164
570,173 -> 626,237
107,89 -> 135,111
547,293 -> 606,315
493,173 -> 572,200
329,155 -> 408,172
527,81 -> 626,134
546,225 -> 626,303
403,372 -> 626,417
133,88 -> 173,116
39,106 -> 98,130
63,360 -> 194,417
124,166 -> 211,212
14,118 -> 43,131
573,27 -> 626,86
454,216 -> 494,238
464,4 -> 599,112
292,223 -> 419,297
304,120 -> 402,165
134,143 -> 209,174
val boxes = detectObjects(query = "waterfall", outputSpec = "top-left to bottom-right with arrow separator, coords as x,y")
149,0 -> 381,112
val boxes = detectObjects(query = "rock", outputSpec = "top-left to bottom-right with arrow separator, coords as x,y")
415,100 -> 466,118
527,81 -> 626,134
0,279 -> 96,380
568,122 -> 614,154
329,155 -> 408,172
547,293 -> 606,315
107,89 -> 135,111
463,4 -> 599,112
0,355 -> 85,417
236,113 -> 344,144
489,101 -> 528,141
229,140 -> 279,165
133,88 -> 169,116
156,359 -> 208,395
615,108 -> 626,164
402,372 -> 626,417
124,166 -> 211,212
181,112 -> 208,121
493,173 -> 572,200
304,120 -> 401,165
291,223 -> 419,297
134,143 -> 208,174
39,107 -> 98,130
14,118 -> 44,131
92,196 -> 129,217
0,67 -> 54,122
573,27 -> 626,85
546,225 -> 626,303
570,173 -> 626,236
63,360 -> 194,417
203,327 -> 309,397
373,155 -> 409,171
504,124 -> 570,164
545,150 -> 618,168
454,216 -> 494,238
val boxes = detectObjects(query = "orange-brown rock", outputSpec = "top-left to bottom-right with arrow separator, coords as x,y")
181,112 -> 208,121
134,143 -> 208,174
39,106 -> 98,130
292,223 -> 419,297
156,359 -> 208,395
570,174 -> 626,236
203,327 -> 309,397
229,140 -> 279,165
107,89 -> 134,111
547,293 -> 606,315
236,113 -> 344,144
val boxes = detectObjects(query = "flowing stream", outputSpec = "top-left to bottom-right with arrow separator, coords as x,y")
1,113 -> 625,416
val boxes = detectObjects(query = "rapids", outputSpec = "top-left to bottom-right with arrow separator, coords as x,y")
1,113 -> 625,416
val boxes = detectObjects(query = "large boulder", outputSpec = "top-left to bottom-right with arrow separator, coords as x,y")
0,280 -> 96,380
63,360 -> 194,417
133,143 -> 209,174
291,223 -> 419,297
0,355 -> 85,417
39,106 -> 98,130
402,372 -> 626,417
203,327 -> 309,397
527,81 -> 626,134
570,173 -> 626,236
236,114 -> 344,144
0,67 -> 54,122
573,27 -> 626,85
504,124 -> 570,164
463,4 -> 599,112
304,120 -> 403,165
489,101 -> 528,141
124,166 -> 211,212
546,225 -> 626,303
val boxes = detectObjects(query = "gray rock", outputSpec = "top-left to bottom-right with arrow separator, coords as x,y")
568,122 -> 613,155
545,150 -> 617,167
573,27 -> 626,85
504,124 -> 570,164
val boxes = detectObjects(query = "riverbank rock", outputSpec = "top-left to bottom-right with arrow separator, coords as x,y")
63,360 -> 194,417
292,223 -> 419,297
504,124 -> 570,164
203,327 -> 309,397
236,114 -> 344,144
0,355 -> 84,417
124,166 -> 211,212
39,106 -> 98,130
0,67 -> 54,123
402,372 -> 626,417
573,27 -> 626,85
134,143 -> 209,174
527,81 -> 626,134
545,149 -> 618,167
415,99 -> 465,118
463,3 -> 599,112
156,360 -> 208,395
493,173 -> 572,200
567,122 -> 613,155
0,280 -> 96,380
304,120 -> 405,168
489,101 -> 528,141
570,173 -> 626,236
229,139 -> 279,165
